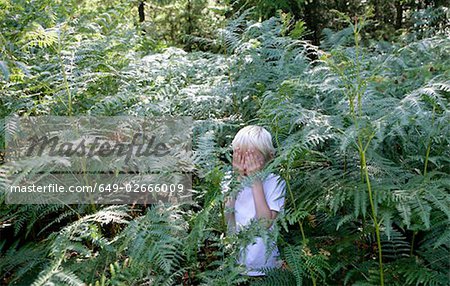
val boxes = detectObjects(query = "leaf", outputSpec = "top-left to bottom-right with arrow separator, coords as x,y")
0,60 -> 9,80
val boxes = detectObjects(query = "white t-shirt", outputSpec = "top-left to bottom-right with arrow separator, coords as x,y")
234,173 -> 286,276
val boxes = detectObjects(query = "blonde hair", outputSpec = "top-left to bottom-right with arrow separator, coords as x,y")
231,125 -> 276,160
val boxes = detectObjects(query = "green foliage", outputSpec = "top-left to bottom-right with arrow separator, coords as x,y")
1,2 -> 449,286
140,0 -> 228,49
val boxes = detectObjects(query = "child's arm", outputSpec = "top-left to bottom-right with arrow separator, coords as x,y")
251,180 -> 279,229
251,180 -> 278,221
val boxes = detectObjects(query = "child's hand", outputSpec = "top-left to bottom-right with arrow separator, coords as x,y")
243,148 -> 265,176
232,147 -> 246,176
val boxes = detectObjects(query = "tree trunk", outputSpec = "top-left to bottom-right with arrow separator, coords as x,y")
303,0 -> 321,46
185,0 -> 193,51
373,0 -> 380,22
138,1 -> 145,22
287,0 -> 302,20
395,0 -> 403,29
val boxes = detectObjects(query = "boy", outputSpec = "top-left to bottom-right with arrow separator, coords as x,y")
225,125 -> 286,276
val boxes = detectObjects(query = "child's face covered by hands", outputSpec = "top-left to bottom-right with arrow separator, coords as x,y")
232,146 -> 265,176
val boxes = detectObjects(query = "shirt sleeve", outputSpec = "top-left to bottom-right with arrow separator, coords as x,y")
264,175 -> 286,212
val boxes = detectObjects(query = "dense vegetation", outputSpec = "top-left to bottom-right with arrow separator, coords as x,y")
1,0 -> 449,285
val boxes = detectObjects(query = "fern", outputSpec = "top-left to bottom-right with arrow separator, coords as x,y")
1,4 -> 449,286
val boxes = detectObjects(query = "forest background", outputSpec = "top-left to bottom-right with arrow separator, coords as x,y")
0,0 -> 449,285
